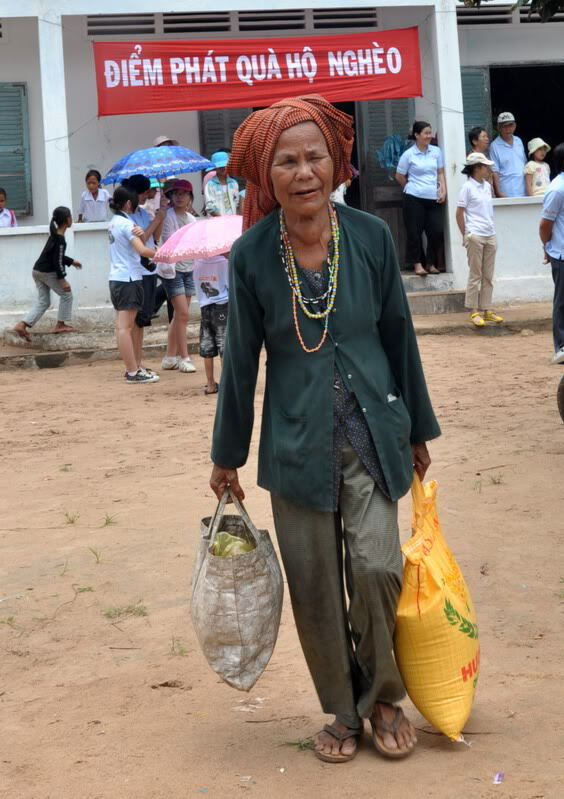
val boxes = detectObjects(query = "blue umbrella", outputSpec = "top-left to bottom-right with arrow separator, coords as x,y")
101,145 -> 213,184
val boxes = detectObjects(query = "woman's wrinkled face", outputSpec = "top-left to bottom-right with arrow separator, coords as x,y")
270,122 -> 334,216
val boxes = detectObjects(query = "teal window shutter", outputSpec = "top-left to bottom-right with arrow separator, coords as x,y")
0,83 -> 32,216
461,68 -> 491,149
199,107 -> 252,159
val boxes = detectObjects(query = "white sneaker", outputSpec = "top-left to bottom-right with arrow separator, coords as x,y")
161,356 -> 179,370
550,347 -> 564,365
178,357 -> 196,373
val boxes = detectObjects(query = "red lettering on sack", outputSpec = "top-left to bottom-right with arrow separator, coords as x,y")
460,647 -> 480,682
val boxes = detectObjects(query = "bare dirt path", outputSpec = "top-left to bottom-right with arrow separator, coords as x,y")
1,331 -> 563,799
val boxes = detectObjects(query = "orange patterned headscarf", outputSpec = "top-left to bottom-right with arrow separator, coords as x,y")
228,95 -> 354,229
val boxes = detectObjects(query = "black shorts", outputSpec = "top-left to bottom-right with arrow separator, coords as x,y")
109,279 -> 143,312
135,274 -> 157,327
200,302 -> 228,359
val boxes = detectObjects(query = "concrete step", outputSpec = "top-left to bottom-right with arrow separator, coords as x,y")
401,271 -> 453,293
407,289 -> 466,315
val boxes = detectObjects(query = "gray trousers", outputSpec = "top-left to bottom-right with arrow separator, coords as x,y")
23,270 -> 73,327
270,440 -> 405,730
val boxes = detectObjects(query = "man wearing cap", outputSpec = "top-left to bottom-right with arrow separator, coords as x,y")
489,112 -> 527,198
456,152 -> 504,327
204,152 -> 239,216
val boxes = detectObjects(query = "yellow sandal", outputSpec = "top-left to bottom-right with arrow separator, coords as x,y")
484,310 -> 504,323
470,312 -> 485,327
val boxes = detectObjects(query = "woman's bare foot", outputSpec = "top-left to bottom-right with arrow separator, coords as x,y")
427,265 -> 440,274
12,322 -> 31,342
314,718 -> 360,762
414,263 -> 427,276
370,703 -> 417,758
52,322 -> 78,334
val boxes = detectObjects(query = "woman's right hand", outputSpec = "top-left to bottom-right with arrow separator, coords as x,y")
210,464 -> 245,502
60,279 -> 71,292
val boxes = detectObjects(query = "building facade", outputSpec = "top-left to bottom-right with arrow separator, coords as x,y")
0,0 -> 561,323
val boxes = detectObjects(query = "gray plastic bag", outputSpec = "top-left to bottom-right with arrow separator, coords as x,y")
191,488 -> 284,691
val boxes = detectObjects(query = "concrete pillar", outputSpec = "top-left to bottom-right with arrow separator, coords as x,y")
37,11 -> 75,249
430,0 -> 467,287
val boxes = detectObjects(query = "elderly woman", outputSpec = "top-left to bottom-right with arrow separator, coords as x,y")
209,96 -> 440,764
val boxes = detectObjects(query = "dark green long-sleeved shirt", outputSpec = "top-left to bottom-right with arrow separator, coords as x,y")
211,204 -> 441,512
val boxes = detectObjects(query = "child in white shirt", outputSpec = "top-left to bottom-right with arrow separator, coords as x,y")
524,138 -> 551,197
192,254 -> 229,394
456,153 -> 504,328
0,187 -> 17,227
78,169 -> 111,222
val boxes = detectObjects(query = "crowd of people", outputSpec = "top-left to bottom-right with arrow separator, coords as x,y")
11,137 -> 239,386
7,112 -> 564,369
393,112 -> 564,361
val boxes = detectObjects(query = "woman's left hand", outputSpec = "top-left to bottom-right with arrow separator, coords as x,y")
437,189 -> 446,204
412,442 -> 431,481
132,224 -> 144,237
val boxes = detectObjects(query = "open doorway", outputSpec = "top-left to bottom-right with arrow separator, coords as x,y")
489,64 -> 564,173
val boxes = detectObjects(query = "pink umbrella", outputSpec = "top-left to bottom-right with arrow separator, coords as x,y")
155,215 -> 243,262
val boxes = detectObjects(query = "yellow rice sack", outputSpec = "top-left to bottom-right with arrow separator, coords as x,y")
394,477 -> 479,741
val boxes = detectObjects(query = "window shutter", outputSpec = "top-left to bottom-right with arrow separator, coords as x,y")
357,98 -> 413,190
199,107 -> 252,160
0,83 -> 32,216
461,67 -> 491,147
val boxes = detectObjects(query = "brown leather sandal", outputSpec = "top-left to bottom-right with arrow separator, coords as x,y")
314,723 -> 361,764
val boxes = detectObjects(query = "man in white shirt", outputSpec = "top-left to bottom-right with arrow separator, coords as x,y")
456,152 -> 504,327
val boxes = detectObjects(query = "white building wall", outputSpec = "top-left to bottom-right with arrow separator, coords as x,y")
458,24 -> 564,67
0,18 -> 48,225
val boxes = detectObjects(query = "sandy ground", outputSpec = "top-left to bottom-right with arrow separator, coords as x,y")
1,331 -> 563,799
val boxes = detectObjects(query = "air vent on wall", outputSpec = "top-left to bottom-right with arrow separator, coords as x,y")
313,7 -> 378,30
87,14 -> 155,37
162,13 -> 231,35
238,10 -> 307,32
456,5 -> 514,25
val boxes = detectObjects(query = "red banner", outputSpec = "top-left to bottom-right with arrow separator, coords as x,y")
94,28 -> 421,116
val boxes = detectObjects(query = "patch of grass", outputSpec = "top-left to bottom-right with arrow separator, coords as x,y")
285,738 -> 314,752
77,586 -> 94,593
489,472 -> 504,485
59,463 -> 73,472
472,478 -> 482,494
64,510 -> 80,525
88,547 -> 102,564
169,636 -> 187,656
0,616 -> 16,628
100,513 -> 118,527
102,601 -> 148,620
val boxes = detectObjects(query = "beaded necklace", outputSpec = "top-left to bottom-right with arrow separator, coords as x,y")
279,204 -> 340,353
